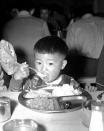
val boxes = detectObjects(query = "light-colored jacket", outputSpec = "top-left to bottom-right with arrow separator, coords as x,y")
66,16 -> 104,59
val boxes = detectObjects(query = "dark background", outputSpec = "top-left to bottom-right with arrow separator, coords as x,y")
0,0 -> 94,13
1,0 -> 104,18
0,0 -> 95,32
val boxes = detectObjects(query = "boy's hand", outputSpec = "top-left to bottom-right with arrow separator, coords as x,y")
70,77 -> 79,89
85,84 -> 97,92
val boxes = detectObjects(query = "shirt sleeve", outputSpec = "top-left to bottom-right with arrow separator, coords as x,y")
60,74 -> 79,88
9,76 -> 23,91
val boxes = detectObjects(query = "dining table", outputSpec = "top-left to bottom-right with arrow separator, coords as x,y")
0,90 -> 102,131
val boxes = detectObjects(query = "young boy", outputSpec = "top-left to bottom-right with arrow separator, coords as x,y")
22,36 -> 80,95
9,36 -> 79,95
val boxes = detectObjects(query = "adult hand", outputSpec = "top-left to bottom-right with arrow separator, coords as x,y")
13,62 -> 29,80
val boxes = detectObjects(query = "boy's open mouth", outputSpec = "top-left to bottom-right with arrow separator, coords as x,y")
40,74 -> 48,82
29,67 -> 49,82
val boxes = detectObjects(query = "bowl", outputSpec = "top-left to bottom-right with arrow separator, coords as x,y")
3,119 -> 38,131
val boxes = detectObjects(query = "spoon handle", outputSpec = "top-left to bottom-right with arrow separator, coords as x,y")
28,67 -> 37,73
28,67 -> 44,76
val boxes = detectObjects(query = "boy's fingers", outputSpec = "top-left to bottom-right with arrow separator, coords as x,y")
85,85 -> 97,92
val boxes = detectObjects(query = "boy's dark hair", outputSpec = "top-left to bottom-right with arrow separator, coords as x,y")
34,36 -> 69,58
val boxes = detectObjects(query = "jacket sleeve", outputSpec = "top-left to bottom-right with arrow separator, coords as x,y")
9,76 -> 23,91
0,69 -> 7,91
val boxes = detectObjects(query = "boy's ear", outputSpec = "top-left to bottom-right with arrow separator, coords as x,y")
62,60 -> 67,70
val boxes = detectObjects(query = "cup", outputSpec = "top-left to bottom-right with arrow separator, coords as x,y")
3,119 -> 38,131
0,97 -> 11,122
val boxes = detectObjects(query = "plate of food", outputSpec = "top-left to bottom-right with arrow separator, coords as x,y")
18,88 -> 92,113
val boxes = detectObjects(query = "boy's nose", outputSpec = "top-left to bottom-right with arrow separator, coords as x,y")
42,65 -> 47,73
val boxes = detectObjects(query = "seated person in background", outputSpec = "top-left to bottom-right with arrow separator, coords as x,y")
96,45 -> 104,90
3,5 -> 50,68
66,13 -> 104,78
85,44 -> 104,92
8,36 -> 80,96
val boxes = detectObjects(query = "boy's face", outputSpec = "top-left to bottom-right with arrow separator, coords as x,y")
34,52 -> 67,83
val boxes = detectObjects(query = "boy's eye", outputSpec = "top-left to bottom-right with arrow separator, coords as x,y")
36,61 -> 41,65
49,62 -> 53,65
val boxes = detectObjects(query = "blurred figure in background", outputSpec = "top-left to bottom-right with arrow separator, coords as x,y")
39,3 -> 68,38
50,4 -> 68,39
65,13 -> 104,79
3,5 -> 50,68
39,4 -> 54,35
10,8 -> 19,18
39,4 -> 58,36
40,5 -> 50,22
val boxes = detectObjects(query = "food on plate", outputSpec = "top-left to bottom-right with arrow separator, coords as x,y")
24,90 -> 61,111
52,84 -> 81,96
24,84 -> 81,98
0,40 -> 29,80
22,83 -> 82,111
26,97 -> 61,111
24,90 -> 51,98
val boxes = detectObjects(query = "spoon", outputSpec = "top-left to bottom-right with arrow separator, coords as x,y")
28,66 -> 47,83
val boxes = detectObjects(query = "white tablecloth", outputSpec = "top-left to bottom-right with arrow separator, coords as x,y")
0,91 -> 90,131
